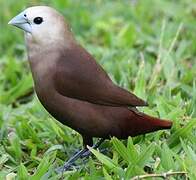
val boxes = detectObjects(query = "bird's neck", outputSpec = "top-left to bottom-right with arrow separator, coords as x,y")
25,41 -> 57,90
24,32 -> 76,94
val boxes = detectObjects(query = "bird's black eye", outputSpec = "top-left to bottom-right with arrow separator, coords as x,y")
33,17 -> 43,24
24,14 -> 27,17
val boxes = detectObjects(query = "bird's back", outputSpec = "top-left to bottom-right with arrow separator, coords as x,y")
54,44 -> 147,107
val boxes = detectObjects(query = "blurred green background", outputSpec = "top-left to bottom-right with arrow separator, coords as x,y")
0,0 -> 196,179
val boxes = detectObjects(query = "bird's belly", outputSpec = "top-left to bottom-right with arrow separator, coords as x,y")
35,88 -> 119,137
34,87 -> 142,139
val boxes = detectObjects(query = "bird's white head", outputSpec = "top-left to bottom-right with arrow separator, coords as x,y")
8,6 -> 73,46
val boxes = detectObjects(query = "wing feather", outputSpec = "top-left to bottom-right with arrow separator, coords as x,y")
54,45 -> 147,107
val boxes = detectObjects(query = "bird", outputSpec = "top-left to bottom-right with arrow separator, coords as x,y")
8,6 -> 172,171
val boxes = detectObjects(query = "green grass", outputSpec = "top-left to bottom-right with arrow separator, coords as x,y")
0,0 -> 196,179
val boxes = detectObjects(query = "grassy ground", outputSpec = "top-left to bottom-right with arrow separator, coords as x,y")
0,0 -> 196,179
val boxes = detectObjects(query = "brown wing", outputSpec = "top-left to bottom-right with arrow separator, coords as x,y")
54,44 -> 147,107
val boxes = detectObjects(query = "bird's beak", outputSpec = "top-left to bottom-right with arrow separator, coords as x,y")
8,11 -> 32,33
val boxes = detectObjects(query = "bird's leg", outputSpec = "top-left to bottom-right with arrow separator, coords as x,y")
63,148 -> 88,170
56,138 -> 104,173
55,148 -> 88,173
81,138 -> 105,158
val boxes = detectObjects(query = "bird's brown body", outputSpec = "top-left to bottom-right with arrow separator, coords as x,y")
27,39 -> 172,146
9,6 -> 172,147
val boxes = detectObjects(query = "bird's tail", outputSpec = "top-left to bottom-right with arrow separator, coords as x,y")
125,108 -> 172,137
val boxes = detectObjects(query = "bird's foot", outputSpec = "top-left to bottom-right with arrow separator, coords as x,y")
56,138 -> 105,174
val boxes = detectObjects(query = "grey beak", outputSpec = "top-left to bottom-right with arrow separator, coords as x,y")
8,11 -> 32,33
